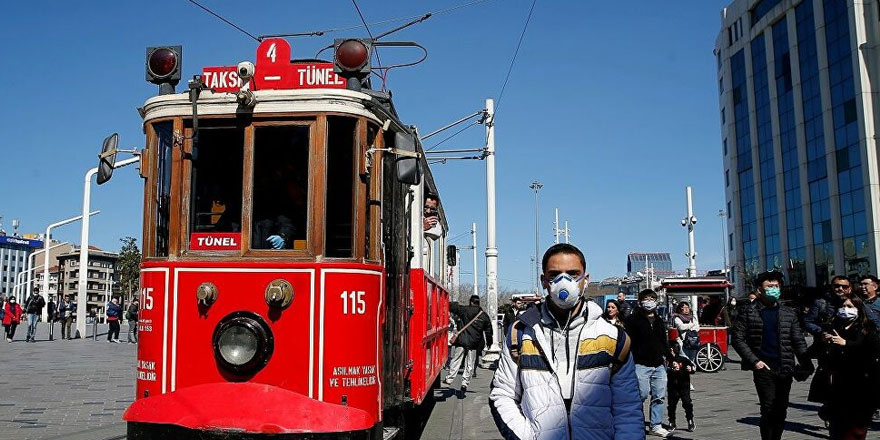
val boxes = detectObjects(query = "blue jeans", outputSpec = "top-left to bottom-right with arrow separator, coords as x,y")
636,364 -> 668,428
26,313 -> 39,340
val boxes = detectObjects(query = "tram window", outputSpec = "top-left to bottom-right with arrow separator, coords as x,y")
154,121 -> 174,257
251,125 -> 310,250
189,127 -> 245,235
325,116 -> 356,257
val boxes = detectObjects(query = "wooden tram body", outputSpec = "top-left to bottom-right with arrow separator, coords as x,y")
121,39 -> 452,439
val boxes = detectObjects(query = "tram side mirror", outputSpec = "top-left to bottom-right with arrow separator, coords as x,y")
97,133 -> 119,185
447,245 -> 457,266
394,132 -> 421,185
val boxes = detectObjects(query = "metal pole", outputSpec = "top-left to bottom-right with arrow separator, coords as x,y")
554,208 -> 560,244
684,186 -> 697,277
42,214 -> 96,322
484,98 -> 500,353
564,221 -> 570,243
77,156 -> 140,339
530,181 -> 543,294
472,223 -> 478,300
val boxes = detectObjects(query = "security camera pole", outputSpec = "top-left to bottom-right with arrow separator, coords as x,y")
682,186 -> 698,278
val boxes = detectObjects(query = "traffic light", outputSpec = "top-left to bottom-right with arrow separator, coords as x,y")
333,39 -> 372,91
447,245 -> 457,266
146,46 -> 182,95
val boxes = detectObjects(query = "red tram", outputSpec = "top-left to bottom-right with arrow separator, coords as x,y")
100,38 -> 453,439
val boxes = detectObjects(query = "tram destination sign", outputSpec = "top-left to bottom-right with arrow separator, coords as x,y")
190,233 -> 241,251
202,38 -> 346,93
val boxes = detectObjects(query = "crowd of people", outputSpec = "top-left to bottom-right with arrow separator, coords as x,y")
461,243 -> 880,440
0,294 -> 139,343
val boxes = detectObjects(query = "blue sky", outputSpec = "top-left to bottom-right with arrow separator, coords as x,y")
1,0 -> 729,290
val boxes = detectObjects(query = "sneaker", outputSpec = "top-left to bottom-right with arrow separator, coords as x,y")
648,426 -> 670,438
687,419 -> 695,432
5,338 -> 10,343
444,378 -> 454,385
461,384 -> 468,392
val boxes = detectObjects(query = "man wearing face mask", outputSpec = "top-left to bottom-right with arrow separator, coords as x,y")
624,289 -> 673,437
732,271 -> 813,440
490,244 -> 643,440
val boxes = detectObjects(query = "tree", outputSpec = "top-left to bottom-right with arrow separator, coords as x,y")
117,237 -> 142,302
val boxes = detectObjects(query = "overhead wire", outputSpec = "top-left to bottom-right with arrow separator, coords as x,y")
426,121 -> 479,152
186,0 -> 260,42
493,0 -> 538,117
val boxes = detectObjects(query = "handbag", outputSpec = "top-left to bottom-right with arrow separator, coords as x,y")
683,330 -> 701,350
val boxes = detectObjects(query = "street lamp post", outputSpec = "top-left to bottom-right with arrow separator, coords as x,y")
41,214 -> 98,322
530,181 -> 543,294
681,186 -> 698,278
76,156 -> 141,339
19,241 -> 71,303
484,98 -> 500,354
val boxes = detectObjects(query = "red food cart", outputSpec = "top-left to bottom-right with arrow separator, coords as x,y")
661,277 -> 732,373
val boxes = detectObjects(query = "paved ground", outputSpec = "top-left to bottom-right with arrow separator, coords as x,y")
2,323 -> 878,440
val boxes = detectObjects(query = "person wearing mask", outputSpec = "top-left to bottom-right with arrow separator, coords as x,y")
490,243 -> 643,439
617,291 -> 633,319
666,343 -> 697,432
58,295 -> 77,340
445,295 -> 492,392
23,292 -> 45,343
804,276 -> 852,337
3,296 -> 23,343
858,275 -> 880,328
106,298 -> 122,343
810,295 -> 880,439
732,271 -> 813,440
127,299 -> 140,343
673,301 -> 700,361
603,299 -> 624,327
624,289 -> 673,437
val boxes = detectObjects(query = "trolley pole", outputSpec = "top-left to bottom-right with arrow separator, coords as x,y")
484,98 -> 500,354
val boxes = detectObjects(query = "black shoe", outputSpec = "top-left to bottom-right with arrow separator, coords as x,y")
461,384 -> 468,392
668,422 -> 676,431
687,419 -> 695,432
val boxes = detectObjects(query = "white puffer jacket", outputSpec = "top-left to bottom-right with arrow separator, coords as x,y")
489,301 -> 644,440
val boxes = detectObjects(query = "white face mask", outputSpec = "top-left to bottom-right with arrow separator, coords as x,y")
641,299 -> 657,311
546,273 -> 584,310
838,307 -> 859,321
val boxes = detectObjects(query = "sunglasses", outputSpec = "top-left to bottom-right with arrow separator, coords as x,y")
832,284 -> 850,289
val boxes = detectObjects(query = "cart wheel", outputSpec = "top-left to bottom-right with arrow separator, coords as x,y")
695,344 -> 724,372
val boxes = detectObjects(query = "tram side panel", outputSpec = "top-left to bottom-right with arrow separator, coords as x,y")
407,270 -> 450,404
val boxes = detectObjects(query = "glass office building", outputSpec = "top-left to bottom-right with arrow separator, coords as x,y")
717,0 -> 880,293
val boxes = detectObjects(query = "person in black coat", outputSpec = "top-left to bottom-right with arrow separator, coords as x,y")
667,344 -> 696,432
445,295 -> 492,391
732,271 -> 813,440
804,276 -> 851,337
809,295 -> 880,440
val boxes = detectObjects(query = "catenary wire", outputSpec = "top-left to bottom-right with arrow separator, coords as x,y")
493,0 -> 538,117
186,0 -> 260,42
426,121 -> 479,152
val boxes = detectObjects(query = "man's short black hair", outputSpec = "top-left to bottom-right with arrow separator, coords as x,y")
860,274 -> 880,285
541,243 -> 586,273
469,294 -> 480,305
830,275 -> 850,284
638,289 -> 657,300
754,270 -> 784,288
425,192 -> 439,202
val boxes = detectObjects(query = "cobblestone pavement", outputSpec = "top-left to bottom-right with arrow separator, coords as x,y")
0,322 -> 133,440
3,323 -> 879,440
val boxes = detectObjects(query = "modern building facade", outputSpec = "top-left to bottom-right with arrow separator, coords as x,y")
56,246 -> 119,319
717,0 -> 880,293
0,234 -> 44,299
626,252 -> 675,278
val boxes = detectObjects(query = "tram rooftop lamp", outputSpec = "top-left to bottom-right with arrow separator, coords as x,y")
146,46 -> 182,95
333,39 -> 372,91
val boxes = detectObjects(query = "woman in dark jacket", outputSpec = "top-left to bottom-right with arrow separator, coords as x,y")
814,295 -> 880,439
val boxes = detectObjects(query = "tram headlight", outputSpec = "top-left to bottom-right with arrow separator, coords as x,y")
212,312 -> 273,375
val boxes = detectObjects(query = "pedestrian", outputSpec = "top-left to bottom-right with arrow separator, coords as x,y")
699,296 -> 723,325
502,297 -> 528,334
3,296 -> 24,342
603,299 -> 624,327
617,291 -> 633,319
808,295 -> 880,439
624,288 -> 673,438
58,295 -> 77,339
804,276 -> 851,337
23,292 -> 45,342
673,301 -> 700,361
445,294 -> 492,391
127,299 -> 139,343
666,343 -> 696,432
490,243 -> 643,439
732,270 -> 814,440
857,275 -> 880,328
106,297 -> 122,343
